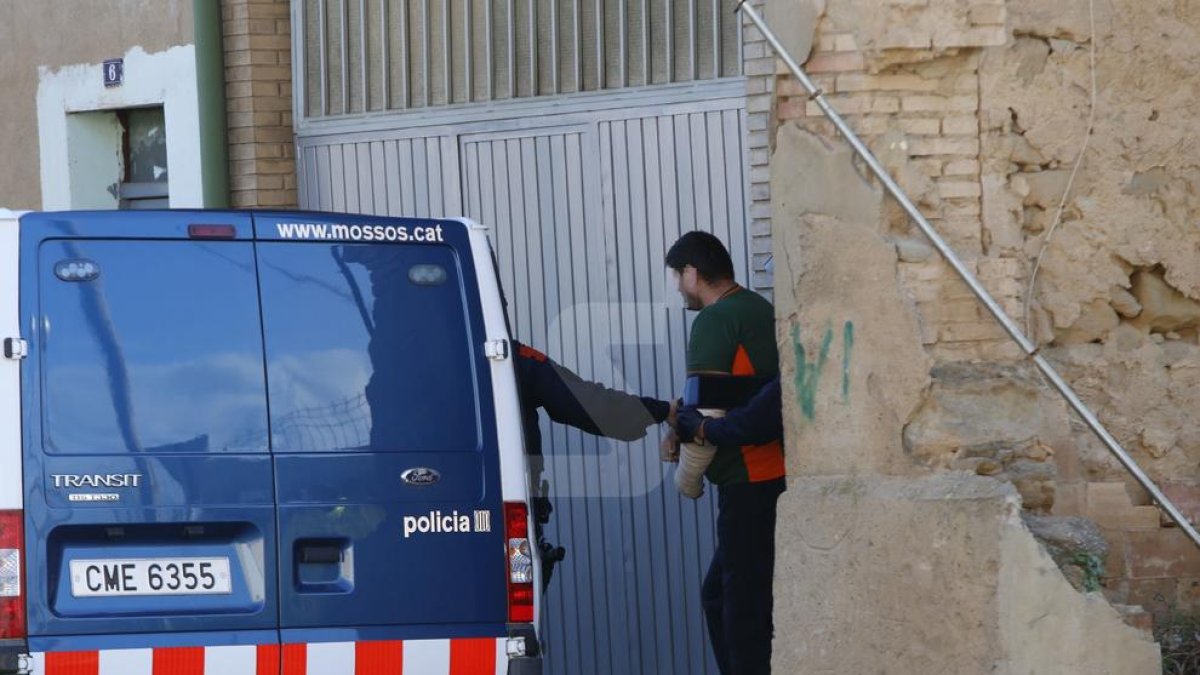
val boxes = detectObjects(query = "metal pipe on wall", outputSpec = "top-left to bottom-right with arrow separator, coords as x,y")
734,0 -> 1200,550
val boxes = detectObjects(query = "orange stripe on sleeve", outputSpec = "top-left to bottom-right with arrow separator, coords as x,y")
731,345 -> 755,376
743,440 -> 787,482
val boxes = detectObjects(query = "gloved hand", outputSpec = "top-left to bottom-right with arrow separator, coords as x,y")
675,406 -> 709,444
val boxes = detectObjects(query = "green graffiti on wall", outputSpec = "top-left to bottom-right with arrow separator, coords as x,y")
792,321 -> 855,420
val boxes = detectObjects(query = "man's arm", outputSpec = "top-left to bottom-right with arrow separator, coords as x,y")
676,377 -> 782,447
516,342 -> 670,442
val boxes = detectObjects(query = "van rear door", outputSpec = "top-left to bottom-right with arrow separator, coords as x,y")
254,213 -> 509,637
19,212 -> 279,646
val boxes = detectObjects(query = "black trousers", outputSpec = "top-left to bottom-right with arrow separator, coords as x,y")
702,477 -> 786,675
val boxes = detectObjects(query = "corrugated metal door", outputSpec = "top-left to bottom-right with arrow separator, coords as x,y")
297,95 -> 748,675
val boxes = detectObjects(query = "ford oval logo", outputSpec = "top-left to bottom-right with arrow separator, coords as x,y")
401,467 -> 441,487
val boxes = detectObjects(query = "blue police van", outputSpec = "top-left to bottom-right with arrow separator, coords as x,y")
0,210 -> 541,675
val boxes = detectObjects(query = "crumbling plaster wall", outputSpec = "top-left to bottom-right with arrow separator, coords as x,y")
767,0 -> 1198,668
980,0 -> 1200,480
978,0 -> 1200,617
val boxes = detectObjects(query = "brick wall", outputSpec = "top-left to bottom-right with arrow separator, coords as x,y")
774,4 -> 1016,363
768,0 -> 1200,626
222,0 -> 296,208
742,0 -> 775,297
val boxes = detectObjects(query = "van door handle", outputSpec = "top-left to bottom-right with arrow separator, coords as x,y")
298,544 -> 342,564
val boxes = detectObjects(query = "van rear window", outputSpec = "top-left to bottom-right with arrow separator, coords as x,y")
257,243 -> 480,452
39,240 -> 269,454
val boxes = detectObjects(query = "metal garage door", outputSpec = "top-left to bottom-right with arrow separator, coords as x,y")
296,81 -> 749,675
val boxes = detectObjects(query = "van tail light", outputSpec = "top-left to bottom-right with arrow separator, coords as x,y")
504,502 -> 534,623
0,510 -> 25,641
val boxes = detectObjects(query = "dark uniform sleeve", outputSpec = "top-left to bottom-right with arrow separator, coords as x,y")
696,376 -> 782,447
514,341 -> 670,442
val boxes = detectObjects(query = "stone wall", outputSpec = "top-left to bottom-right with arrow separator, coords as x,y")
769,0 -> 1200,667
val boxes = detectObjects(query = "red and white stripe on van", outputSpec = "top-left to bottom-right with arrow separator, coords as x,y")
0,210 -> 26,646
30,637 -> 510,675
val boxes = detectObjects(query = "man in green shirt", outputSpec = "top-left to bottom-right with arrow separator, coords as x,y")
665,231 -> 785,675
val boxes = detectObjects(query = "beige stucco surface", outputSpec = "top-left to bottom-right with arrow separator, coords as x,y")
0,0 -> 192,209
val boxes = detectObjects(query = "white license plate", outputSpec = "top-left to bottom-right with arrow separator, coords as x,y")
69,557 -> 232,597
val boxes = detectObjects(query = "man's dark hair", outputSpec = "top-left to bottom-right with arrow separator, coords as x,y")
665,231 -> 735,283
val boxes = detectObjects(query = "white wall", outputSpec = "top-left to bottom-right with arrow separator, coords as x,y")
37,44 -> 202,210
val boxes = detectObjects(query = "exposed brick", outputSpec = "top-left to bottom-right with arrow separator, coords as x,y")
908,137 -> 980,157
225,81 -> 253,99
777,76 -> 833,97
251,96 -> 294,112
942,199 -> 983,217
223,19 -> 250,37
246,2 -> 289,18
255,175 -> 285,191
1087,482 -> 1163,531
901,95 -> 947,113
815,34 -> 839,53
1053,482 -> 1086,517
929,342 -> 982,362
744,57 -> 777,77
230,174 -> 259,191
837,73 -> 938,93
834,34 -> 859,52
944,159 -> 981,176
1128,529 -> 1200,579
912,158 -> 944,177
244,18 -> 278,35
977,257 -> 1024,280
938,181 -> 982,199
257,158 -> 296,175
258,189 -> 298,207
1159,482 -> 1200,524
227,127 -> 256,145
939,321 -> 1007,342
224,35 -> 252,52
227,112 -> 255,129
939,298 -> 982,323
747,94 -> 772,113
241,65 -> 292,82
226,65 -> 255,83
942,116 -> 978,135
947,94 -> 980,111
1102,529 -> 1131,579
225,51 -> 253,68
805,51 -> 866,74
1122,577 -> 1178,616
247,50 -> 279,66
254,127 -> 294,144
228,144 -> 257,162
899,119 -> 941,135
953,26 -> 1009,47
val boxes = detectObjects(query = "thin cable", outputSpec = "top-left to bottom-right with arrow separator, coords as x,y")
1023,0 -> 1098,338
